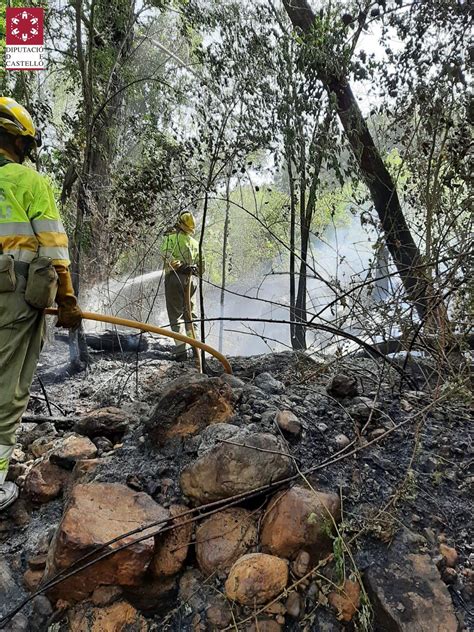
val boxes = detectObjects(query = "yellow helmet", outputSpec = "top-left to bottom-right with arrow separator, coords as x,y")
178,211 -> 196,234
0,97 -> 41,147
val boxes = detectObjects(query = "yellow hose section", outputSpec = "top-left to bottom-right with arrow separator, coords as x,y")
44,308 -> 232,374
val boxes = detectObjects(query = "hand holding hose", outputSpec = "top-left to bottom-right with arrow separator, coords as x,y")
54,265 -> 82,329
178,264 -> 199,276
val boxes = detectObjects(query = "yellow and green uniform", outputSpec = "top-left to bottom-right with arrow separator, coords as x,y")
0,154 -> 70,484
161,229 -> 203,358
0,154 -> 69,265
161,230 -> 200,272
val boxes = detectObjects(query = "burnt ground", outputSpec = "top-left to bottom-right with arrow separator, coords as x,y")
1,336 -> 473,631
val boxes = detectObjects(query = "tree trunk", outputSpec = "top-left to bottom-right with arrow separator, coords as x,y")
219,173 -> 232,353
198,190 -> 209,371
293,131 -> 307,350
282,0 -> 430,320
286,141 -> 297,347
294,110 -> 332,350
88,0 -> 136,281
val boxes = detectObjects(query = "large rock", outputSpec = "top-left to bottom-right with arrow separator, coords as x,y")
146,374 -> 234,445
260,486 -> 341,561
44,483 -> 168,603
68,600 -> 149,632
198,423 -> 240,456
150,504 -> 192,578
180,433 -> 293,505
365,552 -> 459,632
225,553 -> 288,605
326,374 -> 358,398
49,435 -> 97,470
24,460 -> 70,503
75,407 -> 130,440
196,508 -> 258,577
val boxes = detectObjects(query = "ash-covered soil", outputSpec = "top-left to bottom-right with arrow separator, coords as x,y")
1,337 -> 472,632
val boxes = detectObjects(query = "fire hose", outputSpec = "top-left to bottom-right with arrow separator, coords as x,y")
44,308 -> 232,375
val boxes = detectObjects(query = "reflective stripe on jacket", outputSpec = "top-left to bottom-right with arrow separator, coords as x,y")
0,154 -> 70,265
161,230 -> 202,273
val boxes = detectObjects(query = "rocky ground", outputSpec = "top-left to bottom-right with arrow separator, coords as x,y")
0,337 -> 473,632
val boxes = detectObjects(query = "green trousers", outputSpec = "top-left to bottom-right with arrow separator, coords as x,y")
164,271 -> 196,357
0,272 -> 44,480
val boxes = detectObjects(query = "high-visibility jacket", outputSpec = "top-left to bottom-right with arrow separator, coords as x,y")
0,154 -> 70,266
161,229 -> 203,273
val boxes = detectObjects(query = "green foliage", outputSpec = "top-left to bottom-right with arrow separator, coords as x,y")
356,591 -> 373,632
332,533 -> 346,584
205,184 -> 288,284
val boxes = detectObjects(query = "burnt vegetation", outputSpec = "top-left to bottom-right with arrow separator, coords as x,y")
0,1 -> 472,631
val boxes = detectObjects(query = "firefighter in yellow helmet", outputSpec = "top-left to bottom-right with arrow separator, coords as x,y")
160,211 -> 204,360
0,97 -> 81,510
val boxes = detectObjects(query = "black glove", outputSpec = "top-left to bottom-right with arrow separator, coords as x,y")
179,264 -> 199,276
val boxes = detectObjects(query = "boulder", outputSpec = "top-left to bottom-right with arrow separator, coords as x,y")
150,504 -> 192,578
75,407 -> 130,440
196,508 -> 258,577
198,423 -> 241,456
225,553 -> 288,606
68,600 -> 149,632
44,483 -> 168,603
49,435 -> 97,470
275,410 -> 302,438
328,579 -> 360,622
146,374 -> 234,445
326,374 -> 358,399
254,373 -> 284,395
24,460 -> 70,503
260,486 -> 341,561
365,553 -> 459,632
180,433 -> 293,505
